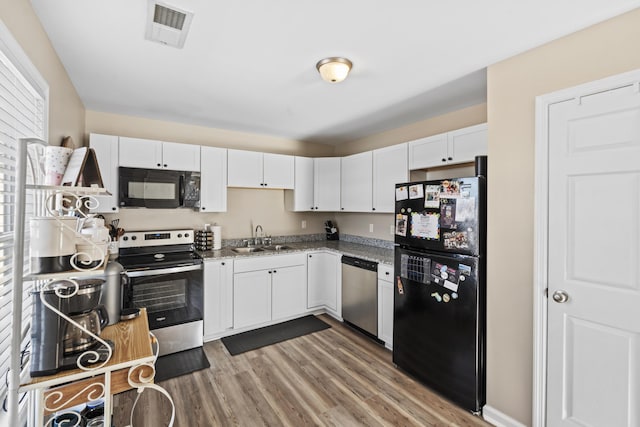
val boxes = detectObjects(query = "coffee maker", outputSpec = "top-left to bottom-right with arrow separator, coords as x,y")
30,279 -> 114,377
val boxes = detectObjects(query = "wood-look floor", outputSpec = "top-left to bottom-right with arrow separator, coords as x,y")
113,315 -> 490,427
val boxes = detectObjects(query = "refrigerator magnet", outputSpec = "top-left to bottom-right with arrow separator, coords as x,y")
441,180 -> 460,196
442,293 -> 451,303
455,197 -> 475,222
440,199 -> 457,229
396,276 -> 404,295
451,292 -> 458,299
410,212 -> 440,240
443,280 -> 459,293
431,292 -> 442,302
424,185 -> 440,208
458,264 -> 472,276
443,231 -> 469,250
396,186 -> 409,201
395,214 -> 408,236
409,184 -> 424,199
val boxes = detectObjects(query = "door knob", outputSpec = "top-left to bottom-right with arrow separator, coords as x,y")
552,290 -> 569,303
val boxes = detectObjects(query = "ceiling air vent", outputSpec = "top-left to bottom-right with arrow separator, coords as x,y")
145,0 -> 194,48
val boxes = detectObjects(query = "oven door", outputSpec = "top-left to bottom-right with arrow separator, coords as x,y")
119,167 -> 184,209
123,264 -> 203,330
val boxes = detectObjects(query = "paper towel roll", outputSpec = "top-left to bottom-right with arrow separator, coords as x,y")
212,225 -> 222,250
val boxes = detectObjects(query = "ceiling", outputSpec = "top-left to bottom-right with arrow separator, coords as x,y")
31,0 -> 640,145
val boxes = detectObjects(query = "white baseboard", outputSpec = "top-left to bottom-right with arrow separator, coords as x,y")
483,405 -> 528,427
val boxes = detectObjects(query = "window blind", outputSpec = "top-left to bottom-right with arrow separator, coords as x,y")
0,45 -> 45,414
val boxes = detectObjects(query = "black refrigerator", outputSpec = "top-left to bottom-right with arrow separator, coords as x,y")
393,165 -> 486,413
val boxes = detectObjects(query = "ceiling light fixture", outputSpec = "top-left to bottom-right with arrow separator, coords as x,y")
316,57 -> 353,83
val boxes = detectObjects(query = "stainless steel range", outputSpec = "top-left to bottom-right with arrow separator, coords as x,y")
119,229 -> 203,356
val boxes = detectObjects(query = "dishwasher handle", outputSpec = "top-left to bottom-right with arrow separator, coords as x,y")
341,255 -> 377,271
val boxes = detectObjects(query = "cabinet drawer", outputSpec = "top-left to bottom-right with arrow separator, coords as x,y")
234,253 -> 306,273
378,264 -> 393,282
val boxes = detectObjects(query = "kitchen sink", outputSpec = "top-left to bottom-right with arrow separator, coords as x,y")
231,247 -> 265,254
262,245 -> 292,251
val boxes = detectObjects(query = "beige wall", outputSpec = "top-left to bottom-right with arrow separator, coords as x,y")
334,104 -> 487,240
487,7 -> 640,425
103,188 -> 333,240
0,0 -> 85,146
334,103 -> 487,156
85,110 -> 334,157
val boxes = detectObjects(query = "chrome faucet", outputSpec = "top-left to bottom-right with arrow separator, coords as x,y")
254,225 -> 263,246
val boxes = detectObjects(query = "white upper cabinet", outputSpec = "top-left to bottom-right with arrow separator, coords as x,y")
340,151 -> 373,212
227,149 -> 294,189
119,137 -> 201,171
200,146 -> 227,212
372,143 -> 408,213
448,123 -> 488,164
89,133 -> 119,213
313,157 -> 341,211
263,153 -> 295,189
284,156 -> 314,212
162,141 -> 201,171
408,133 -> 448,170
409,123 -> 487,170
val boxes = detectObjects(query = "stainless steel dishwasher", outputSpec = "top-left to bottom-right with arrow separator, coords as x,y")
341,255 -> 378,336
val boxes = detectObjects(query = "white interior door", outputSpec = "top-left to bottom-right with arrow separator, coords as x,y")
547,83 -> 640,427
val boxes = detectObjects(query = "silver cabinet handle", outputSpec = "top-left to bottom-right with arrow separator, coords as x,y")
552,290 -> 569,303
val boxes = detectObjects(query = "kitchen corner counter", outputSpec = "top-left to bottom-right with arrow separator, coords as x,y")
197,240 -> 394,266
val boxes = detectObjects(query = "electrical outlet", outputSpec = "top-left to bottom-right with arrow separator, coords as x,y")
301,220 -> 307,229
369,223 -> 374,233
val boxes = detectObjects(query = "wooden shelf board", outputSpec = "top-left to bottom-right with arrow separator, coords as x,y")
21,308 -> 154,390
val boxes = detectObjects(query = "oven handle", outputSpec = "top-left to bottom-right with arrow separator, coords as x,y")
124,264 -> 203,277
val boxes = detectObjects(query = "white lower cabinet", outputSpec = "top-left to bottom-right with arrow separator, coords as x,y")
272,264 -> 307,320
234,269 -> 272,329
203,260 -> 234,340
377,264 -> 394,349
233,253 -> 307,330
307,251 -> 341,316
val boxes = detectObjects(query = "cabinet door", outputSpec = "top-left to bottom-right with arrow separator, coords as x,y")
447,123 -> 487,164
372,143 -> 408,213
162,141 -> 201,171
378,279 -> 394,348
307,251 -> 339,310
89,133 -> 119,213
263,153 -> 294,189
408,133 -> 448,170
119,137 -> 163,169
341,151 -> 373,212
284,156 -> 314,212
227,149 -> 263,188
272,264 -> 307,320
314,158 -> 341,211
200,146 -> 227,212
204,260 -> 233,339
233,269 -> 271,329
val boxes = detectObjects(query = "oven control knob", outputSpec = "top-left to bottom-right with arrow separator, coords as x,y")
178,233 -> 182,238
123,236 -> 128,241
185,233 -> 190,238
131,236 -> 137,240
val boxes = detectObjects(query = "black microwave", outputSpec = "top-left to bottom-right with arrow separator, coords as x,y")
119,167 -> 200,209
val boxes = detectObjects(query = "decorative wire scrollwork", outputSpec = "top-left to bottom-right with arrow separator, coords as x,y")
43,191 -> 106,271
43,409 -> 85,427
43,381 -> 105,415
39,279 -> 113,371
127,332 -> 175,427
